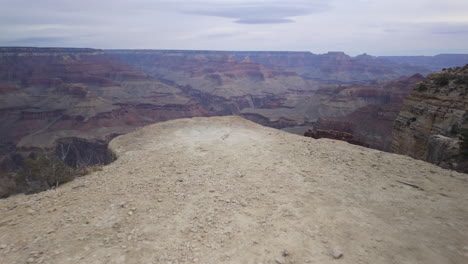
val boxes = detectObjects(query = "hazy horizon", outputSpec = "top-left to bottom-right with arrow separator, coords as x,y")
1,0 -> 468,56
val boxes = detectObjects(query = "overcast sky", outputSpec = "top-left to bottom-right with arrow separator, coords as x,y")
1,0 -> 467,55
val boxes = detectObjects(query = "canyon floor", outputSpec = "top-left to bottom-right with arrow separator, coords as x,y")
1,116 -> 467,264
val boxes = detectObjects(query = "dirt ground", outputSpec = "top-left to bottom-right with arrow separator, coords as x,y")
1,116 -> 467,264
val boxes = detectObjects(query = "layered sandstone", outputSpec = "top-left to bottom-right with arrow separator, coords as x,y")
0,48 -> 212,197
1,48 -> 467,197
242,74 -> 424,150
392,65 -> 468,172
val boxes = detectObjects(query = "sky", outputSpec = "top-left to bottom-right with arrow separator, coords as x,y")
0,0 -> 468,56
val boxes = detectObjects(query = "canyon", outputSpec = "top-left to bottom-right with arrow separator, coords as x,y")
1,47 -> 468,197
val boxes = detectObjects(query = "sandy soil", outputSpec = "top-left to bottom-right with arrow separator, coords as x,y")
1,116 -> 467,264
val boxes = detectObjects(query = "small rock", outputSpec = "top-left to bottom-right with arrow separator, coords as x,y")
27,209 -> 35,215
128,211 -> 133,216
275,257 -> 285,264
0,244 -> 6,249
46,229 -> 55,234
157,198 -> 163,202
282,249 -> 289,256
331,248 -> 343,259
27,257 -> 35,263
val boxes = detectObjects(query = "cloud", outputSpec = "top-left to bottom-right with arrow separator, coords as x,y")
2,36 -> 68,46
0,0 -> 467,55
179,0 -> 331,24
429,23 -> 468,35
235,18 -> 294,24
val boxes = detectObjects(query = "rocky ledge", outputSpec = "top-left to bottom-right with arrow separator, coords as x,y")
0,116 -> 466,264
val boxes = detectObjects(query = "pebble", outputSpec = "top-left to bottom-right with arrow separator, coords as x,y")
0,244 -> 6,249
282,249 -> 289,256
331,248 -> 343,259
128,211 -> 133,216
275,257 -> 285,264
158,198 -> 163,202
27,257 -> 35,263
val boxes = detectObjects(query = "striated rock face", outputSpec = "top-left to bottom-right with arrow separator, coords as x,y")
392,65 -> 468,172
108,50 -> 316,102
242,74 -> 424,150
230,51 -> 431,84
304,128 -> 370,147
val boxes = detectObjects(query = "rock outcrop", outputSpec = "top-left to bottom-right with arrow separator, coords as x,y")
0,116 -> 466,264
392,65 -> 468,172
242,74 -> 424,150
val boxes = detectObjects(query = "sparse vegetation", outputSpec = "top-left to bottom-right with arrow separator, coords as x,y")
108,149 -> 118,163
434,74 -> 449,86
460,129 -> 468,158
454,76 -> 468,85
451,123 -> 460,135
20,151 -> 78,189
416,82 -> 428,91
14,146 -> 115,194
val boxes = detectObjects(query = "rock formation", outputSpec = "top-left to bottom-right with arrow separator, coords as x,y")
1,47 -> 467,196
0,116 -> 466,263
380,54 -> 468,71
242,74 -> 424,150
0,48 -> 213,197
392,65 -> 468,172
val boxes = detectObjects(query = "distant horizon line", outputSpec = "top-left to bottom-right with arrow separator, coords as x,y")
1,46 -> 468,57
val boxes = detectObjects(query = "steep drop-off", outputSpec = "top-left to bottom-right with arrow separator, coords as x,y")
0,48 -> 213,197
0,116 -> 466,264
2,48 -> 468,197
242,74 -> 425,150
392,65 -> 468,172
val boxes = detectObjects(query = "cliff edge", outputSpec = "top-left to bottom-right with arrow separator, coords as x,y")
0,116 -> 467,263
392,65 -> 468,172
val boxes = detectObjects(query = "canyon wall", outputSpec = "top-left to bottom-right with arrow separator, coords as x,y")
1,47 -> 468,196
392,65 -> 468,172
242,74 -> 424,150
0,48 -> 214,196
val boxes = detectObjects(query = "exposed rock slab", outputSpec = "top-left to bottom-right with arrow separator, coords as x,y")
0,116 -> 467,264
